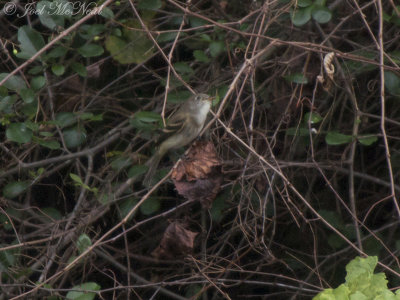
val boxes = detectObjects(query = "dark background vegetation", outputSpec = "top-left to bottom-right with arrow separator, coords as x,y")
1,0 -> 400,299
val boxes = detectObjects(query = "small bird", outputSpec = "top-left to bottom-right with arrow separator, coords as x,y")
143,93 -> 213,187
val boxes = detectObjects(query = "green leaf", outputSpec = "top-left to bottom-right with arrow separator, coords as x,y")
134,111 -> 162,123
127,165 -> 148,178
34,137 -> 61,150
20,88 -> 35,103
118,198 -> 138,221
6,123 -> 33,143
291,6 -> 312,26
16,26 -> 45,60
37,0 -> 72,30
51,64 -> 66,76
193,50 -> 210,63
209,41 -> 225,57
0,95 -> 17,113
55,112 -> 77,128
63,127 -> 86,149
40,207 -> 62,221
77,44 -> 104,58
39,131 -> 54,137
384,71 -> 400,96
210,195 -> 226,222
358,136 -> 378,146
189,16 -> 208,27
325,131 -> 353,145
140,197 -> 161,215
99,7 -> 114,19
297,0 -> 312,7
31,76 -> 46,90
0,247 -> 16,271
137,0 -> 161,10
21,100 -> 38,117
71,62 -> 87,77
304,112 -> 322,124
312,5 -> 332,24
105,21 -> 154,65
284,73 -> 308,84
286,127 -> 310,136
3,181 -> 31,198
0,73 -> 27,91
110,157 -> 132,170
167,90 -> 192,104
174,62 -> 194,75
157,32 -> 179,43
47,46 -> 68,58
28,66 -> 45,75
76,234 -> 92,254
66,282 -> 100,300
79,24 -> 106,40
70,173 -> 83,185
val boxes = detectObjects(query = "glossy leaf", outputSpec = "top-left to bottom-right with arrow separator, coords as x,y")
37,0 -> 70,30
63,127 -> 86,148
140,197 -> 161,215
71,62 -> 87,77
284,73 -> 308,84
312,5 -> 332,24
128,165 -> 148,178
34,137 -> 61,150
193,50 -> 210,63
31,76 -> 46,90
118,198 -> 138,221
291,6 -> 312,26
209,41 -> 225,57
0,95 -> 17,113
110,157 -> 132,170
304,112 -> 322,124
297,0 -> 312,7
76,234 -> 92,254
55,112 -> 77,128
3,181 -> 31,198
99,7 -> 114,19
77,44 -> 104,58
66,282 -> 100,300
325,131 -> 353,145
6,123 -> 33,143
40,207 -> 62,221
0,73 -> 27,91
70,173 -> 83,185
47,46 -> 68,58
105,20 -> 153,64
137,0 -> 161,10
20,88 -> 35,103
16,26 -> 45,60
51,64 -> 66,76
384,71 -> 400,96
358,136 -> 378,146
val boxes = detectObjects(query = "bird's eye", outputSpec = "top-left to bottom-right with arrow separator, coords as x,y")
195,95 -> 200,101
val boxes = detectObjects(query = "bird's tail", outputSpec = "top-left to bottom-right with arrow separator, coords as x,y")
143,152 -> 162,188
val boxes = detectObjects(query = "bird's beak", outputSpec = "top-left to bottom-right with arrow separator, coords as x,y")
207,96 -> 215,102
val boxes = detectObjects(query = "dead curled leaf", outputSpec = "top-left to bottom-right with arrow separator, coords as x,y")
152,221 -> 198,259
171,141 -> 222,208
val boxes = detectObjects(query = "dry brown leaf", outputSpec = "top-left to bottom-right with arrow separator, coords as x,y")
171,140 -> 221,181
171,141 -> 222,208
152,221 -> 198,259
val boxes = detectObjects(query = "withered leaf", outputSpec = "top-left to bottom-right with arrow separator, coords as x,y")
171,141 -> 222,208
152,221 -> 198,259
174,176 -> 222,209
171,140 -> 221,181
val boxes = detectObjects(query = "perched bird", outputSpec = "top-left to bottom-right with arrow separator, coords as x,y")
143,93 -> 213,187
